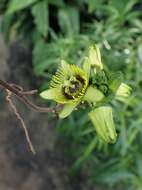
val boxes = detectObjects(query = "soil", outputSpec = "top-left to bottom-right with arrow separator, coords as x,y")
0,35 -> 102,190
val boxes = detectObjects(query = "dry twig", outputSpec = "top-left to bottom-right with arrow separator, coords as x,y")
6,90 -> 36,154
0,79 -> 61,154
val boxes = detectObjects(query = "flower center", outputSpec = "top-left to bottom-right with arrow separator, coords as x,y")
62,75 -> 85,99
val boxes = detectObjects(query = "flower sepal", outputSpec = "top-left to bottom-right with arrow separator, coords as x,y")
59,101 -> 80,118
83,86 -> 105,104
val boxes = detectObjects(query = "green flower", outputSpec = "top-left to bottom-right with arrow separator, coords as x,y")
40,44 -> 132,143
40,60 -> 90,118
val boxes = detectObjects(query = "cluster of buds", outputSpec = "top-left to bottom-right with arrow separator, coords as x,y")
40,44 -> 132,143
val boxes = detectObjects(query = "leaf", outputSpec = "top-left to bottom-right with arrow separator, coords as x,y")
33,39 -> 60,75
6,0 -> 38,14
0,14 -> 14,41
72,138 -> 97,171
138,44 -> 142,64
124,0 -> 138,14
109,0 -> 137,15
32,0 -> 49,37
101,170 -> 134,184
109,0 -> 128,13
136,157 -> 142,177
88,0 -> 104,13
58,6 -> 80,36
48,0 -> 65,7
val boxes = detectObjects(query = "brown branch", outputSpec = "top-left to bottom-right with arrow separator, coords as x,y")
0,79 -> 59,113
6,89 -> 36,154
0,79 -> 62,154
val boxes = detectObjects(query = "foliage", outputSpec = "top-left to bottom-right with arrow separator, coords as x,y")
1,0 -> 142,189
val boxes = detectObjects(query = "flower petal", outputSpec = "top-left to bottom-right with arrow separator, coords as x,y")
88,44 -> 103,70
40,88 -> 69,103
83,86 -> 104,103
59,101 -> 79,118
88,106 -> 117,143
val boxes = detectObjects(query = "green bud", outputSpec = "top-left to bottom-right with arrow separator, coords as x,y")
88,106 -> 117,143
115,83 -> 132,102
88,45 -> 103,70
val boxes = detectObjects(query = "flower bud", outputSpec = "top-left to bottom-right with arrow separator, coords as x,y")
88,106 -> 117,143
88,45 -> 103,70
115,83 -> 132,102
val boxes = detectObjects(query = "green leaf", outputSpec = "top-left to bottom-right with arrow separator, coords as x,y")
88,0 -> 104,13
72,138 -> 97,171
109,0 -> 137,15
6,0 -> 38,14
33,39 -> 60,75
109,0 -> 128,13
138,44 -> 142,64
124,0 -> 138,14
32,0 -> 49,37
58,6 -> 80,36
0,14 -> 14,41
48,0 -> 65,7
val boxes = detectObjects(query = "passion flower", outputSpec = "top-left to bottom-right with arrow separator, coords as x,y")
40,44 -> 132,143
40,61 -> 88,101
40,60 -> 90,118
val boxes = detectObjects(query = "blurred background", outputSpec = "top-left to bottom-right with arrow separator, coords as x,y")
0,0 -> 142,189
